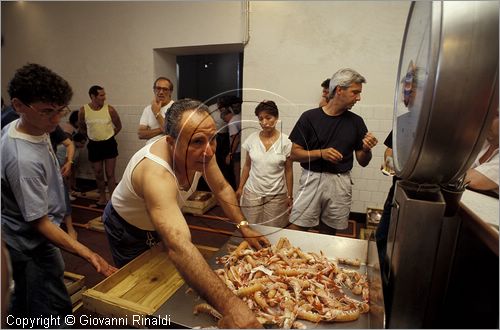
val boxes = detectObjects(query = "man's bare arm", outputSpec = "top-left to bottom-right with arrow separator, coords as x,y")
466,168 -> 498,191
109,106 -> 122,135
34,216 -> 116,276
137,124 -> 163,140
290,143 -> 343,164
138,162 -> 262,328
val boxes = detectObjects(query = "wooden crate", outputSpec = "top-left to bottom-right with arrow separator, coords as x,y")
181,191 -> 217,215
366,207 -> 383,230
360,227 -> 375,240
87,216 -> 105,233
64,272 -> 86,312
72,189 -> 101,200
64,271 -> 85,296
83,243 -> 218,325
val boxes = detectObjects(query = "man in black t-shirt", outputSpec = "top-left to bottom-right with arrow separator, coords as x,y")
288,68 -> 378,232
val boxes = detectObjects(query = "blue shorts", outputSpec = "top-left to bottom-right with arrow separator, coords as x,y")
102,202 -> 159,268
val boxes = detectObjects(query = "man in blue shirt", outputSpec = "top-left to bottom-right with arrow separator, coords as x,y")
1,63 -> 117,324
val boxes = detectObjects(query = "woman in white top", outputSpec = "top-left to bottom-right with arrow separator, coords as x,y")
236,100 -> 293,227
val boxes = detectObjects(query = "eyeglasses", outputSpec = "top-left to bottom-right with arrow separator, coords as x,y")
153,87 -> 171,93
20,100 -> 71,118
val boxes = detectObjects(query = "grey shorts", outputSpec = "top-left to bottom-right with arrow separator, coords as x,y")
289,169 -> 353,230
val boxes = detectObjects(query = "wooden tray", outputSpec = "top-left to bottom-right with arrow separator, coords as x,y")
87,216 -> 105,233
64,271 -> 85,296
64,272 -> 86,312
82,243 -> 218,324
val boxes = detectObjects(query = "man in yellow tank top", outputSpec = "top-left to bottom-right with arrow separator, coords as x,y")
78,85 -> 122,206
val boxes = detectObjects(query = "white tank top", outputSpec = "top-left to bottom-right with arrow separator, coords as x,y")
111,137 -> 201,230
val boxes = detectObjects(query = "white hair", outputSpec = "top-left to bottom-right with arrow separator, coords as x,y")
329,68 -> 366,98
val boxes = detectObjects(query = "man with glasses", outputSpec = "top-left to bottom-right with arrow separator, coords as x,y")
138,77 -> 175,144
1,63 -> 116,324
1,98 -> 78,240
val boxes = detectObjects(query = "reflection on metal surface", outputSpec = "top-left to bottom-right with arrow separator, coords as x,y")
402,60 -> 417,107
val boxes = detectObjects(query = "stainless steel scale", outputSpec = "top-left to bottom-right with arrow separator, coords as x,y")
386,1 -> 498,328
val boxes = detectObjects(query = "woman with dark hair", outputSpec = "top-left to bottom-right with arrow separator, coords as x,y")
236,100 -> 294,228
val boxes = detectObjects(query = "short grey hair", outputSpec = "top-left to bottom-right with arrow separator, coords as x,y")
329,68 -> 366,98
165,98 -> 209,139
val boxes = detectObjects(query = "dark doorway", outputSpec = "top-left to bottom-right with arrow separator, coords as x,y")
177,52 -> 243,105
177,52 -> 243,190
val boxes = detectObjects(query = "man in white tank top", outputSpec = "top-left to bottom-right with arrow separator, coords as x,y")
103,99 -> 269,328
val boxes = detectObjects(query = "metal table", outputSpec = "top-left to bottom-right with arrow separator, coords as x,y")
152,225 -> 385,328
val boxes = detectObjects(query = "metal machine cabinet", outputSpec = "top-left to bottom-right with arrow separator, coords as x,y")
385,181 -> 448,328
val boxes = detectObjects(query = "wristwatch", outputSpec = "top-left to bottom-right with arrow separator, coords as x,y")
236,220 -> 249,229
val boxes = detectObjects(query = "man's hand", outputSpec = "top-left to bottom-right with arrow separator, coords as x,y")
60,161 -> 72,177
362,132 -> 378,152
235,187 -> 243,201
239,226 -> 270,250
320,147 -> 343,163
218,296 -> 263,329
87,252 -> 118,276
151,99 -> 162,118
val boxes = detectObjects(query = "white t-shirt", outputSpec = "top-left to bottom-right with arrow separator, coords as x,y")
228,113 -> 241,153
471,140 -> 499,186
139,100 -> 174,144
241,131 -> 292,195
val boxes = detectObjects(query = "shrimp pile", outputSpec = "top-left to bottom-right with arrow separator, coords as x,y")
193,237 -> 369,328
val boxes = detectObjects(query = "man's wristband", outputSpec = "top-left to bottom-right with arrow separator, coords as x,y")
155,111 -> 161,118
236,220 -> 249,229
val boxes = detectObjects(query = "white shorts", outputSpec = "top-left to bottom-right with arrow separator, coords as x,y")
240,188 -> 289,228
289,169 -> 352,230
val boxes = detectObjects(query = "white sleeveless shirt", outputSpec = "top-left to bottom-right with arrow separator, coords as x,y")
112,137 -> 200,230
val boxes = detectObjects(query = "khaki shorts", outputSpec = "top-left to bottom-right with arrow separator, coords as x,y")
240,188 -> 289,228
289,169 -> 352,230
